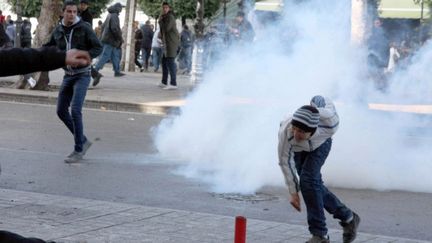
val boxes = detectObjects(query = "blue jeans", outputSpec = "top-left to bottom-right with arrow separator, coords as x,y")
57,73 -> 90,152
161,56 -> 177,86
178,47 -> 192,72
152,47 -> 162,70
141,47 -> 151,69
95,44 -> 122,74
294,138 -> 352,237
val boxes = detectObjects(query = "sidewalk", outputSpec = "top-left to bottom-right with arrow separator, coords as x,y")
0,68 -> 193,115
0,189 -> 428,243
2,68 -> 432,116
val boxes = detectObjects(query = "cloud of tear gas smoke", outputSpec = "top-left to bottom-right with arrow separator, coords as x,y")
154,0 -> 432,194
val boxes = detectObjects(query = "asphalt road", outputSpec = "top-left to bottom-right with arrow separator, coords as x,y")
0,101 -> 431,241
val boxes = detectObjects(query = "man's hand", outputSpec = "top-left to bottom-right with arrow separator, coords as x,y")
290,193 -> 301,212
65,49 -> 91,67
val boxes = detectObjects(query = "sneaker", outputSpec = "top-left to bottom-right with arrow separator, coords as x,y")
114,72 -> 125,77
64,152 -> 83,163
339,212 -> 360,243
92,73 -> 102,87
27,77 -> 37,88
163,85 -> 178,90
67,140 -> 92,158
306,235 -> 330,243
158,83 -> 167,88
82,140 -> 92,155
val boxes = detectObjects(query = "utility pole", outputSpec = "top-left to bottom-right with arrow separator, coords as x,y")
15,0 -> 23,48
122,0 -> 137,71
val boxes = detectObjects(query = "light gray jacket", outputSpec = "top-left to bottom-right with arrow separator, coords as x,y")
277,96 -> 339,194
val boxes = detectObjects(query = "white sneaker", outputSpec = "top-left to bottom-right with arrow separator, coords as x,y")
163,85 -> 178,90
27,77 -> 37,88
158,83 -> 167,88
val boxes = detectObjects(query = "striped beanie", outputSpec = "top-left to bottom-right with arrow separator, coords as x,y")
291,105 -> 320,133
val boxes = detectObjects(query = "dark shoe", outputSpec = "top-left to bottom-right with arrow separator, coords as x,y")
92,72 -> 102,87
114,72 -> 125,77
340,212 -> 360,243
306,235 -> 330,243
64,152 -> 83,163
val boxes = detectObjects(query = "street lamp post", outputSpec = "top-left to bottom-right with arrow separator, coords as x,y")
15,0 -> 23,48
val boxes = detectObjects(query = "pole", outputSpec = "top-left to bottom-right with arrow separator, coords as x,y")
234,216 -> 247,243
124,0 -> 136,71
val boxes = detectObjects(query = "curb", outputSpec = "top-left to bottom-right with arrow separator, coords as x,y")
0,92 -> 180,115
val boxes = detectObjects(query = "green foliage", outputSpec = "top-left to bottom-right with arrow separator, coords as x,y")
137,0 -> 220,19
6,0 -> 111,18
137,0 -> 161,19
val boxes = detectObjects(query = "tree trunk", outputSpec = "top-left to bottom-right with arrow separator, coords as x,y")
121,0 -> 137,72
351,0 -> 368,46
194,0 -> 204,39
17,0 -> 62,90
181,16 -> 186,26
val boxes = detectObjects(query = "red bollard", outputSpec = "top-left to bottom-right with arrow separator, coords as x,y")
234,216 -> 247,243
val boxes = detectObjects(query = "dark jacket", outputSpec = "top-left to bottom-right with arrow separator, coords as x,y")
20,20 -> 32,47
140,24 -> 153,49
79,8 -> 93,27
100,3 -> 123,48
180,29 -> 193,48
236,20 -> 254,43
0,47 -> 66,77
159,11 -> 179,58
135,28 -> 143,52
0,24 -> 9,47
45,16 -> 102,74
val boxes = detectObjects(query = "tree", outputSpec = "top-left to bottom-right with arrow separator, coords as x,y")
7,0 -> 110,18
137,0 -> 220,22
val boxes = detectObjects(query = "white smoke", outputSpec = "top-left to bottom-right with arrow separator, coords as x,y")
154,0 -> 432,194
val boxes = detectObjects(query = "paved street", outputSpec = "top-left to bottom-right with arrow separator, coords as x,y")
0,102 -> 431,242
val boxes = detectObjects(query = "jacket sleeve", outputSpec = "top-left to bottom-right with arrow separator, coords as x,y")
278,118 -> 300,194
310,95 -> 339,135
85,24 -> 103,58
0,47 -> 65,77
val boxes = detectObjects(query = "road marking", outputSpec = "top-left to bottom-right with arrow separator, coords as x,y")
0,100 -> 165,117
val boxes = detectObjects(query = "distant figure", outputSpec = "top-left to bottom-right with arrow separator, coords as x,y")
386,42 -> 400,74
151,27 -> 162,72
0,10 -> 5,25
5,20 -> 15,46
20,19 -> 34,87
79,0 -> 93,27
94,20 -> 103,39
134,21 -> 143,71
93,2 -> 125,86
230,11 -> 254,43
140,20 -> 154,71
158,2 -> 179,90
368,19 -> 389,69
178,24 -> 194,74
20,19 -> 32,48
0,23 -> 10,48
79,0 -> 93,28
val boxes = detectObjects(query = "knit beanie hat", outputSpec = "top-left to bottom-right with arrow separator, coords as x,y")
291,105 -> 320,133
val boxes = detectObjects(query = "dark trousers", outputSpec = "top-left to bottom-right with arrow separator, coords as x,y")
141,47 -> 151,69
57,72 -> 90,152
134,48 -> 142,69
161,55 -> 177,86
294,138 -> 352,237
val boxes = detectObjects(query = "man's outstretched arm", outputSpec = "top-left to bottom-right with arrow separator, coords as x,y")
0,47 -> 90,77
